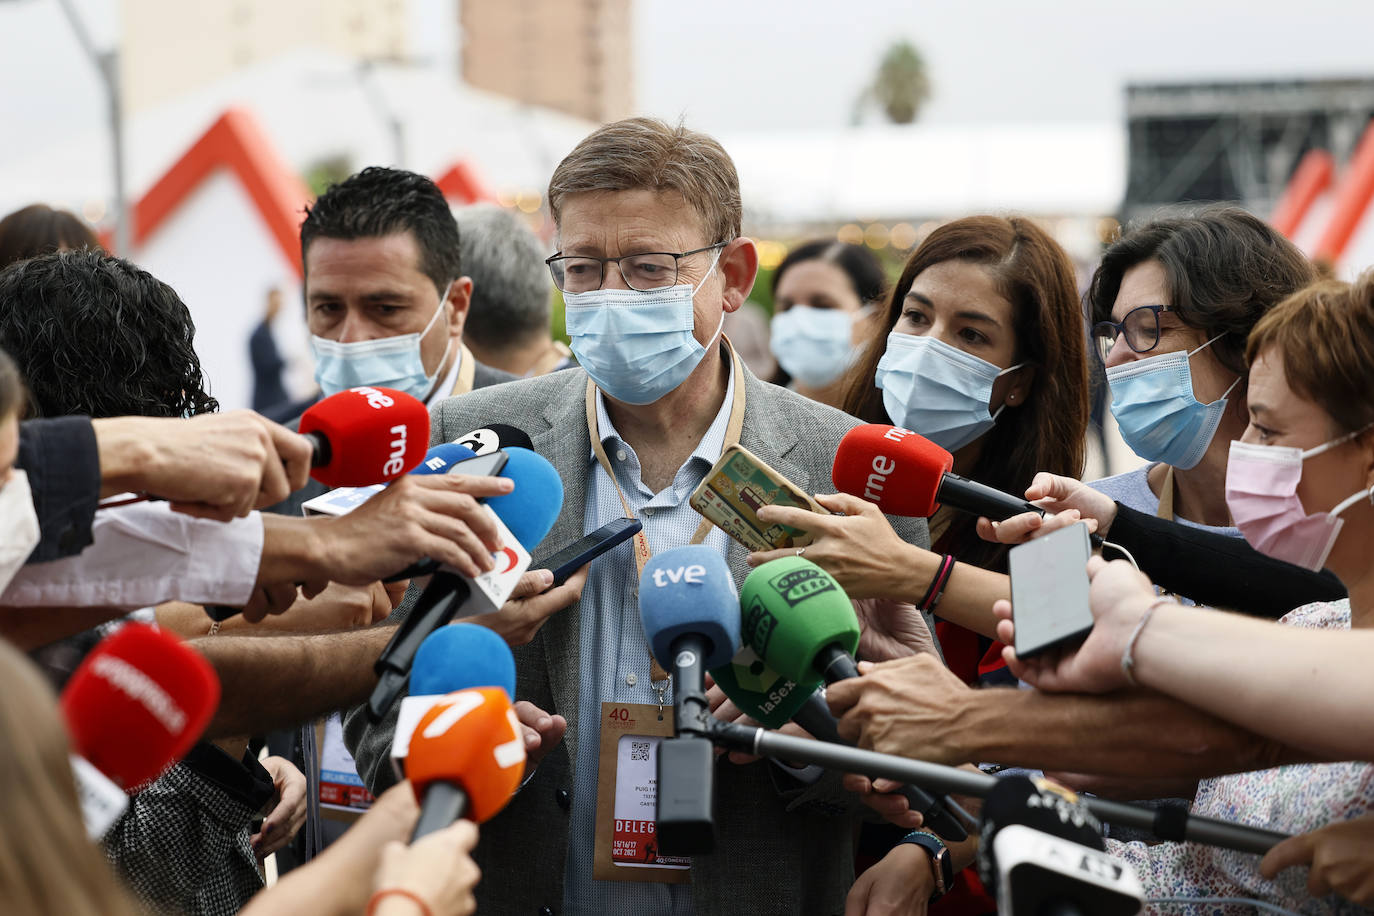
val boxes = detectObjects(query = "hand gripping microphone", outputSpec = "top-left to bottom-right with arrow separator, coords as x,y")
833,424 -> 1043,522
405,687 -> 526,840
367,447 -> 563,720
389,623 -> 518,779
638,545 -> 741,854
298,386 -> 431,487
977,776 -> 1144,916
452,423 -> 535,455
61,623 -> 220,836
740,556 -> 861,684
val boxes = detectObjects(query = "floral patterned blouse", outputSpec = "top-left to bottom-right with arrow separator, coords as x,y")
1107,599 -> 1371,914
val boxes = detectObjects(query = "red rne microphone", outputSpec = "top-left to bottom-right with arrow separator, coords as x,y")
405,687 -> 525,840
832,424 -> 1042,521
60,623 -> 220,790
298,386 -> 430,487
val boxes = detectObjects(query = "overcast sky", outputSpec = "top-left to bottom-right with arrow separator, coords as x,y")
3,0 -> 1372,170
634,0 -> 1374,132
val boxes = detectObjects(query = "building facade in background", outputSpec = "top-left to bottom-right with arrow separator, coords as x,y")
460,0 -> 631,124
119,0 -> 411,112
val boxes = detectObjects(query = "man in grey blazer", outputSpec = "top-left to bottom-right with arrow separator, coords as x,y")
345,118 -> 930,916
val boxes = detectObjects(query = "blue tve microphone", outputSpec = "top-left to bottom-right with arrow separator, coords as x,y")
409,442 -> 478,476
411,622 -> 517,700
368,448 -> 564,720
638,545 -> 740,855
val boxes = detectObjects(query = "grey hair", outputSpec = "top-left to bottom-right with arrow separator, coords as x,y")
454,204 -> 553,350
547,117 -> 742,245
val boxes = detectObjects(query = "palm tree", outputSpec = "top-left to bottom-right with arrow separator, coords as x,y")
855,40 -> 931,125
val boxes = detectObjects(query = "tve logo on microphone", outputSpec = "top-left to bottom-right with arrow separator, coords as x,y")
650,564 -> 707,587
863,426 -> 916,501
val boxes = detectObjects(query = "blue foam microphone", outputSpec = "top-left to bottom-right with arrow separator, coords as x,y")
389,621 -> 521,779
637,545 -> 740,855
483,447 -> 563,553
368,449 -> 564,721
411,623 -> 516,700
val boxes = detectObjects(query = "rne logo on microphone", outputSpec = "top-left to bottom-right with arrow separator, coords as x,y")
882,426 -> 915,442
769,566 -> 836,607
650,564 -> 706,587
351,387 -> 396,410
864,454 -> 898,501
383,424 -> 408,477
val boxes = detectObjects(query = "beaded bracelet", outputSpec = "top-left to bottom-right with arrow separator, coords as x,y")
366,888 -> 434,916
1120,599 -> 1172,687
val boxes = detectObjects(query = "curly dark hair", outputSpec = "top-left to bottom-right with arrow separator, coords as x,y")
300,166 -> 461,295
0,250 -> 218,419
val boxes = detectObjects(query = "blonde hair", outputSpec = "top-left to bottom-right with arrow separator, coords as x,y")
1247,270 -> 1374,436
548,117 -> 742,244
0,640 -> 138,915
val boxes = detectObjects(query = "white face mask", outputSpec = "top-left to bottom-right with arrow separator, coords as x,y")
0,469 -> 40,591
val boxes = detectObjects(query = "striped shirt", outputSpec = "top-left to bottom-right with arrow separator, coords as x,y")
562,366 -> 736,916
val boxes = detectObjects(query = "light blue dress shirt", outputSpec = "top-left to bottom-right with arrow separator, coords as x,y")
561,365 -> 736,916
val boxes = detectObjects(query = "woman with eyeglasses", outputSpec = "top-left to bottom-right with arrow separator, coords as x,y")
1085,209 -> 1315,533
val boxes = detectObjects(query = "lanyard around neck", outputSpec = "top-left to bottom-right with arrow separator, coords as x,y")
584,338 -> 747,680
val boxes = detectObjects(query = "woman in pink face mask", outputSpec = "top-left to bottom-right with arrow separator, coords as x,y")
997,272 -> 1374,911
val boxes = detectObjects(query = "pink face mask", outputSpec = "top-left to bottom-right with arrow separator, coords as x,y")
1225,430 -> 1374,571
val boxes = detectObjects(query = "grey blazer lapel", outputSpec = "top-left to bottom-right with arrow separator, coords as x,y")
730,368 -> 803,580
529,376 -> 593,764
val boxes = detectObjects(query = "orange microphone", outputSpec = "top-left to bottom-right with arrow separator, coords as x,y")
405,687 -> 526,839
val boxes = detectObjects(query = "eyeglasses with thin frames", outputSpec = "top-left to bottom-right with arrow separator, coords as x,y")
1092,304 -> 1175,363
545,242 -> 728,293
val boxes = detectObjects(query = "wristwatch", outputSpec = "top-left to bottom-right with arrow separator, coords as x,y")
899,830 -> 953,902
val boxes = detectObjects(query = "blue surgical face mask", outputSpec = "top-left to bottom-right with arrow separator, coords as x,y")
563,251 -> 723,405
875,333 -> 1024,452
769,305 -> 860,388
311,282 -> 452,400
1104,333 -> 1240,470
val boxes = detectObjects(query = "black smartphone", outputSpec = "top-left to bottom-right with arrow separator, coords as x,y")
445,450 -> 509,478
1009,522 -> 1094,659
540,518 -> 642,586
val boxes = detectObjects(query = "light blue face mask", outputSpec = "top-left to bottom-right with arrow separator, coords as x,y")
563,251 -> 722,405
769,305 -> 860,388
311,282 -> 452,400
1105,333 -> 1240,470
875,333 -> 1024,452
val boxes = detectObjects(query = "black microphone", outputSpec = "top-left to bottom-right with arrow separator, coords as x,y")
451,423 -> 534,455
790,690 -> 969,841
977,776 -> 1144,916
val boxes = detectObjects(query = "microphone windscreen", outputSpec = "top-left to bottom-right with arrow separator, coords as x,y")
60,623 -> 220,789
832,424 -> 953,517
739,557 -> 860,684
409,442 -> 478,476
411,623 -> 516,700
453,423 -> 534,455
300,387 -> 431,487
976,774 -> 1105,890
485,447 -> 563,552
406,687 -> 525,823
711,648 -> 822,729
638,545 -> 740,670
